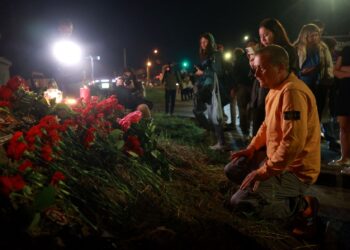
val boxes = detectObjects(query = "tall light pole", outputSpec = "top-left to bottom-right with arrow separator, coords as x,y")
87,55 -> 100,84
146,60 -> 152,85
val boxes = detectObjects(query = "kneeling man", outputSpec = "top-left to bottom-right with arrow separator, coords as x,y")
225,45 -> 320,236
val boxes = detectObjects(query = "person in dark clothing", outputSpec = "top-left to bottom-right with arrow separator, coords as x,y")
246,41 -> 268,136
122,68 -> 144,98
328,46 -> 350,170
232,48 -> 253,138
161,63 -> 181,115
113,77 -> 153,111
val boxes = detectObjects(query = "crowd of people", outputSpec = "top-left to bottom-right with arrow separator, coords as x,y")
189,18 -> 350,238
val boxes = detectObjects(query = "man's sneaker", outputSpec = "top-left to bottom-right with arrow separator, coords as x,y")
341,166 -> 350,175
209,143 -> 228,151
292,196 -> 319,239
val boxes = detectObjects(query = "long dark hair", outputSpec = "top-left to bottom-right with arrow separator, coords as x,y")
259,18 -> 292,48
199,32 -> 217,61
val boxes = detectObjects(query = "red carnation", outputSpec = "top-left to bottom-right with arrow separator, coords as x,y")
18,160 -> 33,172
50,171 -> 65,185
25,125 -> 43,146
60,119 -> 76,131
0,101 -> 10,107
84,127 -> 96,147
41,144 -> 53,162
0,175 -> 26,196
118,111 -> 142,131
6,76 -> 25,91
39,115 -> 59,128
47,129 -> 61,145
0,86 -> 13,101
125,135 -> 144,156
7,132 -> 27,160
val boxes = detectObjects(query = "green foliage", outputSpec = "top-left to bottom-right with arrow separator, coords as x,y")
152,114 -> 206,146
33,186 -> 56,212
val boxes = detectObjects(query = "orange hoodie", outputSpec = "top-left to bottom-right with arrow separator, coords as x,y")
249,73 -> 321,184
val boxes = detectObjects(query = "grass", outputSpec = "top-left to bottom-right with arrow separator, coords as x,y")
145,86 -> 165,106
152,113 -> 206,146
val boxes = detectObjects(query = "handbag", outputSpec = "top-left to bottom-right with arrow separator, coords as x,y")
208,73 -> 224,125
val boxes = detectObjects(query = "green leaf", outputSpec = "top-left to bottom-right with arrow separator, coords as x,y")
33,186 -> 56,212
128,151 -> 139,158
115,140 -> 124,150
0,107 -> 9,113
109,129 -> 123,141
28,212 -> 41,232
151,150 -> 160,159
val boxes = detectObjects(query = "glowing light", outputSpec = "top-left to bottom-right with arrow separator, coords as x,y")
65,98 -> 78,106
101,83 -> 110,89
224,52 -> 232,61
52,40 -> 82,65
44,89 -> 63,103
147,61 -> 152,67
243,35 -> 250,41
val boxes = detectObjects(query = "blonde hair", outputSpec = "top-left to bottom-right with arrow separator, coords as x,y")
294,24 -> 321,49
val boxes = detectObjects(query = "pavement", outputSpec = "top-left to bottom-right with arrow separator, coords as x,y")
161,95 -> 350,247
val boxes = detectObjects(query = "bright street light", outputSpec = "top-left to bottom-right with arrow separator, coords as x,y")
243,35 -> 250,42
224,52 -> 232,61
53,40 -> 82,65
153,49 -> 158,54
147,61 -> 152,67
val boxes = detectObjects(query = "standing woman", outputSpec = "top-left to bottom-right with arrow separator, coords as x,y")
193,32 -> 226,150
329,46 -> 350,169
259,18 -> 299,73
249,18 -> 298,136
294,24 -> 334,120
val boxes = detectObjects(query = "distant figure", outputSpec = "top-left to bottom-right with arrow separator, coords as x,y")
181,74 -> 193,101
161,63 -> 181,115
113,75 -> 153,112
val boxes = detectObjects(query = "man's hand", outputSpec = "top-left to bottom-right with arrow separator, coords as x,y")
231,147 -> 255,161
240,170 -> 261,191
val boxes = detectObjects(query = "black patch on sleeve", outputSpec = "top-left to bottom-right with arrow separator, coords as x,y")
284,111 -> 300,120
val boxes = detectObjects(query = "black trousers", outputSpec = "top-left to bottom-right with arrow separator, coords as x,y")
165,89 -> 176,114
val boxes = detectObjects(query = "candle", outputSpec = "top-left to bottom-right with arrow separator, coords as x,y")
80,87 -> 90,102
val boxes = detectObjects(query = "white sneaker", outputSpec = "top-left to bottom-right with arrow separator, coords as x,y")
209,143 -> 226,151
341,167 -> 350,175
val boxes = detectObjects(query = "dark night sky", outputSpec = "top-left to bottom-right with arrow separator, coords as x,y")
1,0 -> 350,78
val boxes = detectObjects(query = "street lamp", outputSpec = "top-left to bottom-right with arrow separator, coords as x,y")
153,49 -> 159,54
224,52 -> 232,61
52,40 -> 82,65
146,60 -> 152,85
243,35 -> 250,42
